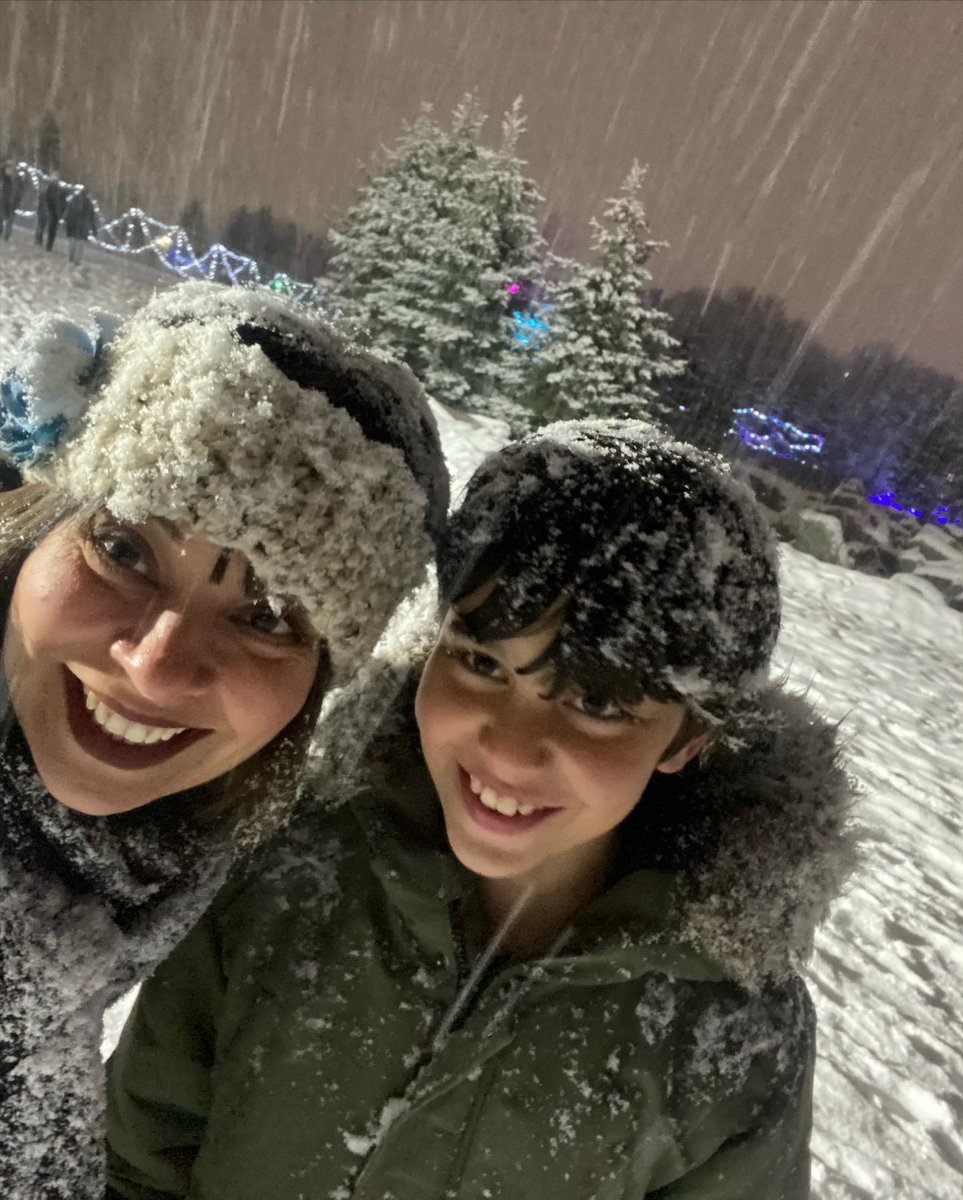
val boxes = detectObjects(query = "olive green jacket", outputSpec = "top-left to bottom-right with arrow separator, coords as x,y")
107,674 -> 856,1199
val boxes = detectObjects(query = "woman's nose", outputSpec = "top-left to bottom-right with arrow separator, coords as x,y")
110,608 -> 217,702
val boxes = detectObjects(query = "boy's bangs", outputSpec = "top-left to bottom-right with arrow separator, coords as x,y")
454,569 -> 683,711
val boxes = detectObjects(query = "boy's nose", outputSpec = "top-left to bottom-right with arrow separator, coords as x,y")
477,699 -> 552,773
110,608 -> 217,703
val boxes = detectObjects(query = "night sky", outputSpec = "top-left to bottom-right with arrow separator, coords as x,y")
1,0 -> 961,376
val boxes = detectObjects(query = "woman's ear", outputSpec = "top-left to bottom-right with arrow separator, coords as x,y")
656,731 -> 711,775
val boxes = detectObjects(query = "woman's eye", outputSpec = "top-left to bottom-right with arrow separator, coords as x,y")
90,528 -> 150,576
568,693 -> 628,722
245,600 -> 296,638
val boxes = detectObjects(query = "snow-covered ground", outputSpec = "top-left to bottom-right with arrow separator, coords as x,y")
2,234 -> 961,1200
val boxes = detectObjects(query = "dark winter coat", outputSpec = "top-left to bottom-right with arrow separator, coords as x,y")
0,168 -> 23,217
39,180 -> 66,223
106,664 -> 856,1200
63,189 -> 97,240
0,666 -> 305,1199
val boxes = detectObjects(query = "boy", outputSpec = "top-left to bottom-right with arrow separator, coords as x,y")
106,420 -> 855,1199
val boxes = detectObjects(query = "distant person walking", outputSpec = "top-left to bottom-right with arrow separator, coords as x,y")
63,184 -> 97,264
34,171 -> 65,251
0,160 -> 23,241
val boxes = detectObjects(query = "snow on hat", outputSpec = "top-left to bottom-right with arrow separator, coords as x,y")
437,418 -> 780,722
0,281 -> 449,682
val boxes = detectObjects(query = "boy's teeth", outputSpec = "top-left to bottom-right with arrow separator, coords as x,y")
474,781 -> 541,819
83,687 -> 186,746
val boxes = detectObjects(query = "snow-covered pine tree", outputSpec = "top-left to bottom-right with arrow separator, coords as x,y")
528,163 -> 684,425
325,95 -> 544,422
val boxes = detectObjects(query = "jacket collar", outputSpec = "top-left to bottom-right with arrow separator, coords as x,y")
311,656 -> 858,992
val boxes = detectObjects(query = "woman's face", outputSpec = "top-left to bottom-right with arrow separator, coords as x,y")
2,512 -> 321,815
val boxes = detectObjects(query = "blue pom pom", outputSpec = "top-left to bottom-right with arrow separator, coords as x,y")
0,313 -> 119,470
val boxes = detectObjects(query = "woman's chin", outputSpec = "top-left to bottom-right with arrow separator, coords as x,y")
40,767 -> 166,815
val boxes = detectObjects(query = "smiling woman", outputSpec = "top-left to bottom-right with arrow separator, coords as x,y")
3,506 -> 322,815
0,280 -> 447,1200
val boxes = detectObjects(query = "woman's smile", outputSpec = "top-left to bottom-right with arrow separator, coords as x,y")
2,515 -> 320,814
62,667 -> 212,771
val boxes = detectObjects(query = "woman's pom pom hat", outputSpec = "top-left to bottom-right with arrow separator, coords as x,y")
0,281 -> 449,682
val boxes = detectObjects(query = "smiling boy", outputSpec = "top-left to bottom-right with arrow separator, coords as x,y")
106,420 -> 856,1200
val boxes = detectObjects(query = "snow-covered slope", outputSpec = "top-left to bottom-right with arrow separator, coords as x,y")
2,233 -> 960,1200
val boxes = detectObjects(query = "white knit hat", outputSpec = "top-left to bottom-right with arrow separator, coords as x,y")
0,282 -> 449,682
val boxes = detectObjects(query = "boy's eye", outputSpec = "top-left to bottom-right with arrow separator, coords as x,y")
568,692 -> 629,722
449,645 -> 505,680
89,526 -> 151,577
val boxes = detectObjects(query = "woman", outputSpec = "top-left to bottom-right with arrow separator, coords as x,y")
106,421 -> 856,1198
0,279 -> 447,1199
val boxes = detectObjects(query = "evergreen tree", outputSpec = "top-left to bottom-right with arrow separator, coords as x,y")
527,164 -> 684,424
325,95 -> 545,421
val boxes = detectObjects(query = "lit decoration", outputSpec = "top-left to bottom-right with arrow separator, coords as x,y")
729,407 -> 825,461
511,310 -> 550,348
11,162 -> 318,301
867,492 -> 961,527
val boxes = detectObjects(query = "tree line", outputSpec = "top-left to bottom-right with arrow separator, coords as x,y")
5,105 -> 960,512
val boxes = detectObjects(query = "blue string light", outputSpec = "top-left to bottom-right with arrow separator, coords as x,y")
729,407 -> 825,461
867,492 -> 961,527
11,162 -> 319,302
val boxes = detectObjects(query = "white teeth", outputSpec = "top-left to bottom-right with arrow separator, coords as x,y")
472,779 -> 542,819
82,686 -> 186,746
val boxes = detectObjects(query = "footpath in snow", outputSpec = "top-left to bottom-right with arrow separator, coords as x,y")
2,234 -> 961,1200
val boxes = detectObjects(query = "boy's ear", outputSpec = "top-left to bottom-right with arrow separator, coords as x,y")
656,732 -> 711,776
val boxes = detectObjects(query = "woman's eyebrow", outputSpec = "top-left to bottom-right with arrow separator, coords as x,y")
209,547 -> 232,585
154,516 -> 186,542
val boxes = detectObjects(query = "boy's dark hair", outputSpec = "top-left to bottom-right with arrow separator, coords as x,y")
437,420 -> 781,727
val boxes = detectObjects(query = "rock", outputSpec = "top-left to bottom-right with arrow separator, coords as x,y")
746,473 -> 789,513
819,504 -> 872,545
823,491 -> 865,512
897,546 -> 928,573
794,510 -> 850,567
910,525 -> 963,565
849,543 -> 901,578
889,573 -> 947,607
914,562 -> 963,611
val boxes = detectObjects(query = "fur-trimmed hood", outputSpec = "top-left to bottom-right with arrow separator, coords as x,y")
310,650 -> 859,993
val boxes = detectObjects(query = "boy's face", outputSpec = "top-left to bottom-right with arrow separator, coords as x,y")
415,592 -> 707,890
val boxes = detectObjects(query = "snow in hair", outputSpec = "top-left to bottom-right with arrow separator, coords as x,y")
439,418 -> 781,720
37,283 -> 445,681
